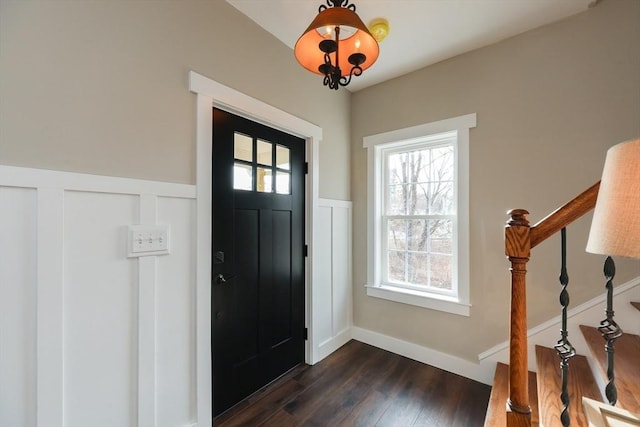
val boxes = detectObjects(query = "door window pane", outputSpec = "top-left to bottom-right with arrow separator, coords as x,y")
234,163 -> 252,191
276,145 -> 290,170
276,171 -> 290,194
257,167 -> 272,192
257,140 -> 272,166
234,133 -> 252,162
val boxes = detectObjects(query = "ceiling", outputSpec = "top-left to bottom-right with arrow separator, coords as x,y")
227,0 -> 595,92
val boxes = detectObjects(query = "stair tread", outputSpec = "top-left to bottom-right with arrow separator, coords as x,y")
631,301 -> 640,312
484,362 -> 539,427
535,345 -> 602,427
580,324 -> 640,414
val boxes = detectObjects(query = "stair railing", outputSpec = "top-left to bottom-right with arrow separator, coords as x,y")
554,227 -> 576,426
597,256 -> 623,406
504,182 -> 600,427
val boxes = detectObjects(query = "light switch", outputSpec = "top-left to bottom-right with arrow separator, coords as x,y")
127,224 -> 170,257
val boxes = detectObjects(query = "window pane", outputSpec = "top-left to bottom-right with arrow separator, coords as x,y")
387,145 -> 455,215
429,219 -> 453,256
276,145 -> 290,170
257,167 -> 272,192
429,254 -> 452,290
430,146 -> 454,181
387,184 -> 406,215
407,219 -> 427,251
387,250 -> 406,283
429,180 -> 454,214
406,182 -> 429,215
387,219 -> 407,250
387,152 -> 407,185
276,171 -> 290,194
234,133 -> 252,162
407,252 -> 428,286
233,163 -> 252,191
406,150 -> 429,183
257,139 -> 272,166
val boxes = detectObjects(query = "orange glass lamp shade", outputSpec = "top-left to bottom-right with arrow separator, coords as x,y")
586,138 -> 640,259
294,1 -> 379,90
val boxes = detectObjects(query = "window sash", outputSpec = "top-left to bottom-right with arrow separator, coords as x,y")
380,138 -> 458,297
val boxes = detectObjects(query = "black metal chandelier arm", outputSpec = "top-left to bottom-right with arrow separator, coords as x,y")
337,64 -> 363,87
320,0 -> 354,12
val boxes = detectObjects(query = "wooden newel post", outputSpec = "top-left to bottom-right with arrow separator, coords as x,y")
505,209 -> 532,427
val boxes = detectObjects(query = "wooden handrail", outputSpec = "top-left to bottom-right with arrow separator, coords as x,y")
504,181 -> 600,427
530,182 -> 600,248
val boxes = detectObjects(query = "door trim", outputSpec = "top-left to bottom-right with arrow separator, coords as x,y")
189,70 -> 322,425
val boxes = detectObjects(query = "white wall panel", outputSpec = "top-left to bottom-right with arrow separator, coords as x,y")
315,206 -> 334,346
312,199 -> 353,363
331,206 -> 351,336
156,196 -> 197,427
0,187 -> 37,427
63,191 -> 138,427
0,166 -> 351,426
0,166 -> 197,427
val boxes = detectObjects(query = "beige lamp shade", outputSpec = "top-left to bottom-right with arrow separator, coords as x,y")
294,6 -> 379,77
586,138 -> 640,258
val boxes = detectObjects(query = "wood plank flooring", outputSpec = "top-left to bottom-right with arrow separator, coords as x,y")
215,340 -> 491,427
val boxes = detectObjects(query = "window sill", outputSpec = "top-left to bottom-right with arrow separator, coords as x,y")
365,284 -> 471,316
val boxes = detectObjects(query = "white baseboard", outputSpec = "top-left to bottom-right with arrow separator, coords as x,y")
314,328 -> 353,364
351,327 -> 495,385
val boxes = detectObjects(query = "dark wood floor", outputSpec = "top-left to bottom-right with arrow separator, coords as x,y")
215,340 -> 491,426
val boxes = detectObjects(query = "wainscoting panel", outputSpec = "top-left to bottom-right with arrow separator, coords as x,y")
0,166 -> 196,427
0,186 -> 38,427
312,199 -> 353,363
156,196 -> 197,427
63,191 -> 138,427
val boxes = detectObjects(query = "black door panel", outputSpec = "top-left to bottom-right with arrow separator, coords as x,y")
212,108 -> 305,416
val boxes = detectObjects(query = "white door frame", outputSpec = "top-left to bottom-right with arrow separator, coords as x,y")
188,70 -> 323,425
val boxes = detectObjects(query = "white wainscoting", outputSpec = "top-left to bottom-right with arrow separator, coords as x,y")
0,166 -> 196,427
311,199 -> 353,363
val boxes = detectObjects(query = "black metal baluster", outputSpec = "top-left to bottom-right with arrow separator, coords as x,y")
597,256 -> 623,406
554,228 -> 576,427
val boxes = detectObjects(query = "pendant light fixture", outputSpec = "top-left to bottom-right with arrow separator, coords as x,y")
294,0 -> 380,90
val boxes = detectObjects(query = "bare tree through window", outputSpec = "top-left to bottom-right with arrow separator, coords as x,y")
385,143 -> 454,291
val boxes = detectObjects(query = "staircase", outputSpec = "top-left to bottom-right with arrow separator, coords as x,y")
484,304 -> 640,426
483,180 -> 640,427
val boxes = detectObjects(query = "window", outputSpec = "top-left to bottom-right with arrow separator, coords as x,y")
363,114 -> 476,316
233,132 -> 291,194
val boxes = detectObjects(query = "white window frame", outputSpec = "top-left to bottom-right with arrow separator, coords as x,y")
363,114 -> 476,316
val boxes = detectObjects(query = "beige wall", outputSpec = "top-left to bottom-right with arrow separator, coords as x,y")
3,0 -> 639,362
0,0 -> 352,200
351,0 -> 640,361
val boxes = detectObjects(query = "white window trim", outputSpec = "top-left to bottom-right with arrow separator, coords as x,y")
363,113 -> 476,317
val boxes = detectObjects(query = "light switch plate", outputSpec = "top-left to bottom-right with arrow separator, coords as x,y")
127,224 -> 170,257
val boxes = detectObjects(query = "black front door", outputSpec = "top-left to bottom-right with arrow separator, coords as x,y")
212,108 -> 306,416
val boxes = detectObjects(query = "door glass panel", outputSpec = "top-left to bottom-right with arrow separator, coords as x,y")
257,140 -> 272,166
276,171 -> 290,194
276,145 -> 290,170
234,163 -> 252,191
257,167 -> 272,193
234,133 -> 252,162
